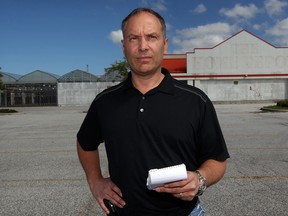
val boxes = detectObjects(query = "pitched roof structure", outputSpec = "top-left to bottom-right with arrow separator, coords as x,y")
0,71 -> 22,84
98,70 -> 122,82
58,69 -> 98,82
18,70 -> 60,83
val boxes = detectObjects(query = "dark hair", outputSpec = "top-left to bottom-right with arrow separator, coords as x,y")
121,8 -> 166,40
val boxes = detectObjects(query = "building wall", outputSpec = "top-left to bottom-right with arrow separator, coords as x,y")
57,82 -> 119,106
189,79 -> 288,102
184,30 -> 288,102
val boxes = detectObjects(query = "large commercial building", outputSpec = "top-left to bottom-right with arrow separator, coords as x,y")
163,29 -> 288,102
1,29 -> 287,107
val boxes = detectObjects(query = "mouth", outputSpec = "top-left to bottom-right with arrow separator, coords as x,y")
137,56 -> 152,62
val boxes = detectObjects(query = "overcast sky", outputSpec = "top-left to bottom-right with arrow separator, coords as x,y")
1,0 -> 287,76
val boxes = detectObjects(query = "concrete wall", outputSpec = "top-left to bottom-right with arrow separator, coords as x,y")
189,79 -> 288,102
58,82 -> 119,106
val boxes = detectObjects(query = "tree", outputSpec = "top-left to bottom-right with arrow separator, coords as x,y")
104,58 -> 129,81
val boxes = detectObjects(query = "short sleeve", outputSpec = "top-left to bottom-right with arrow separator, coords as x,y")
77,101 -> 103,151
197,99 -> 230,164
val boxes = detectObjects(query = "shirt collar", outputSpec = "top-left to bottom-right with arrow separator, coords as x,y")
157,68 -> 174,95
122,68 -> 174,95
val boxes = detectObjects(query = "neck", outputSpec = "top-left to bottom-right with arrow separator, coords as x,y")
131,71 -> 164,94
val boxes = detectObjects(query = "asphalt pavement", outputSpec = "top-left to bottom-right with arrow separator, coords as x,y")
0,103 -> 287,216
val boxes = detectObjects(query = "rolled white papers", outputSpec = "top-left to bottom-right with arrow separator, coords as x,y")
146,163 -> 187,190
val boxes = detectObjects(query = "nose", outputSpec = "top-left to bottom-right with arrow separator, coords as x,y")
139,37 -> 148,51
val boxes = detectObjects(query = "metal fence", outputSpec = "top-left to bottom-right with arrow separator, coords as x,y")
0,83 -> 57,107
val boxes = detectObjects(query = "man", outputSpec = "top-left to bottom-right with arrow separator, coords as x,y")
77,8 -> 229,216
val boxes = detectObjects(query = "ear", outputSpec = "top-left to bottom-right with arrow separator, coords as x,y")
121,40 -> 126,56
121,40 -> 124,51
164,38 -> 168,54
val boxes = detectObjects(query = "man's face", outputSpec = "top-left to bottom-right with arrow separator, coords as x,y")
122,12 -> 168,76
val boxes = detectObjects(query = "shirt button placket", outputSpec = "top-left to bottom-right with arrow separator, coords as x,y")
138,95 -> 146,120
140,96 -> 145,112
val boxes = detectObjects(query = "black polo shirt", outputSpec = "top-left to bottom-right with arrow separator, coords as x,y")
77,68 -> 229,216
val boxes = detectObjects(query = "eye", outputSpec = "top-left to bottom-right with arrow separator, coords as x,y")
128,35 -> 139,42
148,35 -> 157,41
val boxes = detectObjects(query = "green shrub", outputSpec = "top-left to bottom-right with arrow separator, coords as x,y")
277,100 -> 288,107
0,109 -> 18,113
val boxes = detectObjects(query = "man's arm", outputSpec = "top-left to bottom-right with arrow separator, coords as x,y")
197,159 -> 227,187
77,141 -> 103,181
156,159 -> 227,201
77,142 -> 126,213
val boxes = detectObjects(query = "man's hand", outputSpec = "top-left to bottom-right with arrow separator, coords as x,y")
155,171 -> 199,201
77,143 -> 126,214
88,177 -> 126,214
155,159 -> 227,201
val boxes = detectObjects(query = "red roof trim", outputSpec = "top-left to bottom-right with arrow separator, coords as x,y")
162,57 -> 186,73
172,73 -> 288,79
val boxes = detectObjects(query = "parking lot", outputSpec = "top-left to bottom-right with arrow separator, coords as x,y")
0,103 -> 287,216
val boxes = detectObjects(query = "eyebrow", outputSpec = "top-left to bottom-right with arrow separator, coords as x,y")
125,32 -> 159,38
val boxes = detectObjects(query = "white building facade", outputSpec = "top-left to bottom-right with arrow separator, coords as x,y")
172,30 -> 288,102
